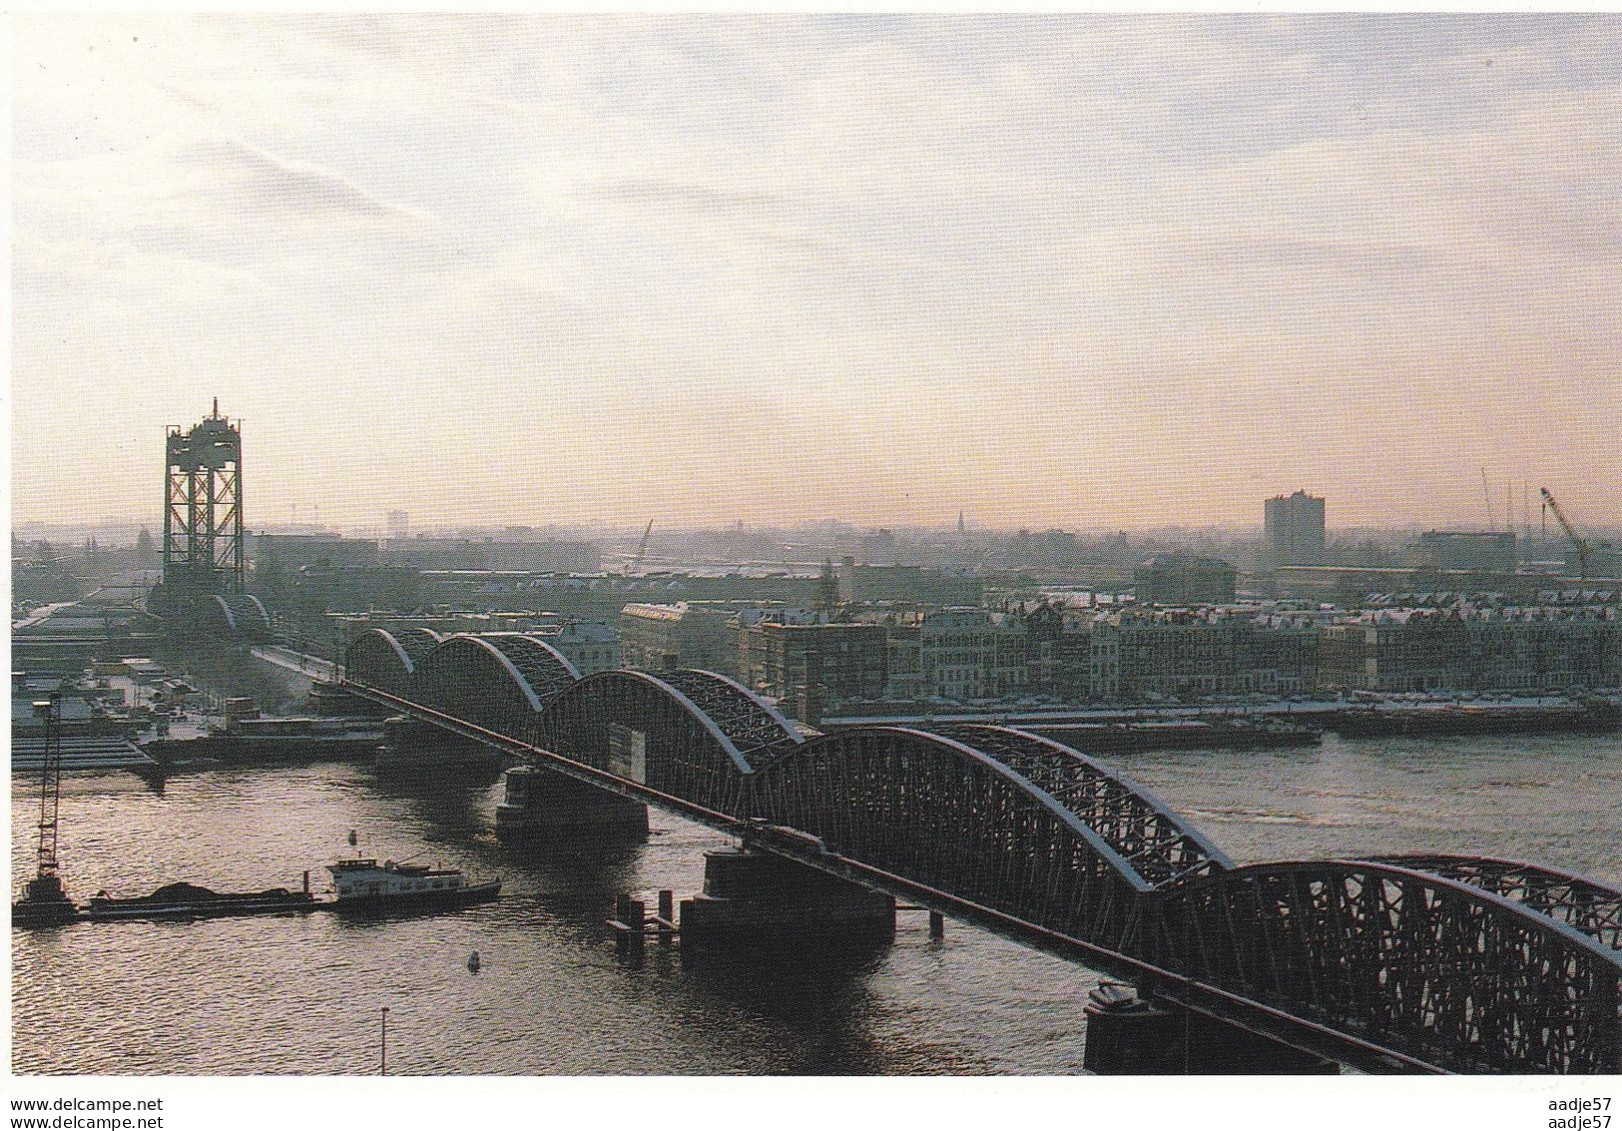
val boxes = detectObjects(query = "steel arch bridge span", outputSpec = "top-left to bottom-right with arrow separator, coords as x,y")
1370,854 -> 1622,953
343,627 -> 442,697
406,633 -> 579,740
745,725 -> 1181,956
1145,858 -> 1622,1074
937,725 -> 1231,888
535,669 -> 801,815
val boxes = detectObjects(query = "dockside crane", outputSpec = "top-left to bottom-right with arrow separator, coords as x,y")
625,519 -> 654,577
1539,487 -> 1591,581
11,694 -> 77,925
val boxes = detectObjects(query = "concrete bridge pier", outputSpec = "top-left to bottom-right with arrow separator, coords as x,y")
494,765 -> 649,840
1082,983 -> 1338,1074
375,715 -> 493,771
678,846 -> 895,949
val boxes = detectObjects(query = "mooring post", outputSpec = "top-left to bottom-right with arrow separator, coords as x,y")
626,896 -> 645,956
929,910 -> 945,939
613,893 -> 635,958
657,890 -> 675,945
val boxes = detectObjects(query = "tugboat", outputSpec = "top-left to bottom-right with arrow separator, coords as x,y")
13,874 -> 79,927
326,858 -> 501,912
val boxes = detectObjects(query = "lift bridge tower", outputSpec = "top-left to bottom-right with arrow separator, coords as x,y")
165,398 -> 246,595
149,400 -> 270,638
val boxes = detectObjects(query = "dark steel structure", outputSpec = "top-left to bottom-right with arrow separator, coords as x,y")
163,400 -> 245,597
341,634 -> 1622,1075
149,402 -> 271,638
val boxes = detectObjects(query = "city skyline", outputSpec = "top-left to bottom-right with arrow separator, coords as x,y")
12,14 -> 1621,531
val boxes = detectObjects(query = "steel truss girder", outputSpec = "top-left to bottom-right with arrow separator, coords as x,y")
654,669 -> 803,768
1372,854 -> 1622,952
1148,859 -> 1622,1074
339,662 -> 1622,1075
939,725 -> 1232,888
343,628 -> 442,697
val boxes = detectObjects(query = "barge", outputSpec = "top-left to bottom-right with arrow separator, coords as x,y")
1029,717 -> 1321,753
84,879 -> 319,921
1327,700 -> 1621,738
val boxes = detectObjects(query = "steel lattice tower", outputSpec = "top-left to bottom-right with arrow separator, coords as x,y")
163,399 -> 245,596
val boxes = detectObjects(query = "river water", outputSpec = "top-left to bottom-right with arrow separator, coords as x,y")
11,731 -> 1621,1076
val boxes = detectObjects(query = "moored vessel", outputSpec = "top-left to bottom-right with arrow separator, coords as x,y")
85,879 -> 319,921
326,858 -> 501,912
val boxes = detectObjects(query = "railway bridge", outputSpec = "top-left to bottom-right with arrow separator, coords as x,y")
340,627 -> 1622,1076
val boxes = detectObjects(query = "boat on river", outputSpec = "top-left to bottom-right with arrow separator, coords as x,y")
326,858 -> 501,912
85,880 -> 318,921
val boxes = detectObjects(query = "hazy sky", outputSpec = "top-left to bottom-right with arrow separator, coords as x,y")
11,14 -> 1621,532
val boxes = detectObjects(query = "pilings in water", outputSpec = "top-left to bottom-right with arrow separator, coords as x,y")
1082,982 -> 1339,1075
677,846 -> 895,949
494,765 -> 649,840
607,891 -> 679,959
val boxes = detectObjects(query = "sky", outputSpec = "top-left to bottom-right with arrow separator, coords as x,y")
10,14 -> 1621,534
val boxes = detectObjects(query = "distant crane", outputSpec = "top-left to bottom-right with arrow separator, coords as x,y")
625,520 -> 654,577
1540,487 -> 1591,581
1480,468 -> 1495,531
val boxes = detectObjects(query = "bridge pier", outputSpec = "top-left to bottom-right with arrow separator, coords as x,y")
1082,984 -> 1338,1075
679,846 -> 895,949
374,715 -> 493,770
494,765 -> 649,840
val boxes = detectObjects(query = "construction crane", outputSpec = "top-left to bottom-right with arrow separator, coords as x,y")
12,694 -> 76,925
625,520 -> 654,577
1540,487 -> 1591,581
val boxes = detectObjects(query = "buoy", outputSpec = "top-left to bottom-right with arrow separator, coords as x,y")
467,950 -> 481,973
348,829 -> 358,846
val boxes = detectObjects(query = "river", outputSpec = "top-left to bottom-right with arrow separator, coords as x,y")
12,731 -> 1620,1075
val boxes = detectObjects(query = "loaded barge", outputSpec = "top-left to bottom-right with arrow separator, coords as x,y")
1326,699 -> 1621,738
18,862 -> 500,926
86,879 -> 319,921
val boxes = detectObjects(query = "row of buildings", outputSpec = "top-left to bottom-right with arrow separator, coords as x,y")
619,592 -> 1622,712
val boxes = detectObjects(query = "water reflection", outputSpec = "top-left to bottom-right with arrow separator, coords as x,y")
13,730 -> 1618,1074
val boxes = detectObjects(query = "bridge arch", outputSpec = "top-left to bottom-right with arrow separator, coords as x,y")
1147,858 -> 1622,1074
1371,854 -> 1622,952
344,627 -> 441,698
747,726 -> 1170,952
536,670 -> 773,815
941,725 -> 1231,888
652,670 -> 802,768
409,633 -> 574,741
464,633 -> 580,706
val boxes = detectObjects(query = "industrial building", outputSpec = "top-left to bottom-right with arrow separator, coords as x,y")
1133,552 -> 1238,605
1414,531 -> 1517,572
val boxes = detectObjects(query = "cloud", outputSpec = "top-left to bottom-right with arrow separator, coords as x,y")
171,138 -> 422,222
10,14 -> 1622,529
